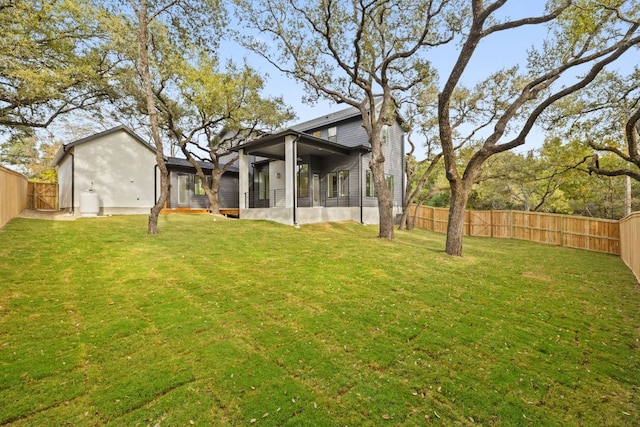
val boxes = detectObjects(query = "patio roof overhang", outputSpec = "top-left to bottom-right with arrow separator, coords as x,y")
231,129 -> 353,160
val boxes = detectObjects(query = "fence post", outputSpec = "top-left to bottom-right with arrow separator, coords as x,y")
509,210 -> 513,239
33,182 -> 37,210
490,209 -> 494,238
432,206 -> 436,232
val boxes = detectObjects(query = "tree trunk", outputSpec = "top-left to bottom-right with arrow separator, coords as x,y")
205,169 -> 223,214
148,165 -> 168,234
371,153 -> 394,239
136,0 -> 169,235
398,195 -> 417,230
445,180 -> 471,256
398,175 -> 415,230
406,210 -> 415,230
397,208 -> 409,230
625,175 -> 632,217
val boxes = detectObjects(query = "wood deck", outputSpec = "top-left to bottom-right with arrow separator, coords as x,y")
160,208 -> 210,214
219,208 -> 240,217
160,207 -> 239,217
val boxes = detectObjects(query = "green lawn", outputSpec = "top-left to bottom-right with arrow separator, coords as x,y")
0,215 -> 638,426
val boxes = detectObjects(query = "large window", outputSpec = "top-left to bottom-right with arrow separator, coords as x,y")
339,170 -> 349,197
366,170 -> 375,197
178,174 -> 189,205
297,164 -> 309,198
194,175 -> 210,196
327,170 -> 349,198
366,170 -> 393,197
386,174 -> 394,195
258,170 -> 269,200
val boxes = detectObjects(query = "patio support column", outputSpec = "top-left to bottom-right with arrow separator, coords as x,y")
284,135 -> 297,225
238,148 -> 249,210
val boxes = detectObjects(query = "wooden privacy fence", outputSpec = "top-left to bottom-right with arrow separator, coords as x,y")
0,165 -> 29,229
409,205 -> 621,255
619,212 -> 640,282
27,182 -> 58,210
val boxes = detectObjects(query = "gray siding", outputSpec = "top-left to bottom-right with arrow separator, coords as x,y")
335,119 -> 368,148
385,122 -> 405,207
319,152 -> 361,207
219,174 -> 239,208
168,169 -> 239,209
304,118 -> 404,209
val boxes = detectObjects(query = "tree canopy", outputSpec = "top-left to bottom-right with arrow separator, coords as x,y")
235,0 -> 455,238
0,0 -> 117,133
436,0 -> 640,255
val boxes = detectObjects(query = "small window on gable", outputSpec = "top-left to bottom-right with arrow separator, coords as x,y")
328,126 -> 337,143
313,130 -> 321,138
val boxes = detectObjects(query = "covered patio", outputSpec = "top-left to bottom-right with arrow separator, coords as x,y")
235,129 -> 368,225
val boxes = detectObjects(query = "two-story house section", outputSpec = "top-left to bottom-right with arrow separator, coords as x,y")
233,102 -> 405,226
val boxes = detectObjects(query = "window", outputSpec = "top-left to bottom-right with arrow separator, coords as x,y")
178,174 -> 189,205
312,130 -> 321,138
381,125 -> 390,144
328,126 -> 337,143
297,164 -> 309,198
194,175 -> 210,196
327,172 -> 337,198
339,170 -> 349,197
258,170 -> 269,200
366,170 -> 393,197
327,170 -> 349,198
366,170 -> 375,197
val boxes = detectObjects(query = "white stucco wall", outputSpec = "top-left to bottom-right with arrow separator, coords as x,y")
72,130 -> 157,215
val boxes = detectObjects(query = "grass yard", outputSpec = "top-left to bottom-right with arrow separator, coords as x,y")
0,214 -> 638,426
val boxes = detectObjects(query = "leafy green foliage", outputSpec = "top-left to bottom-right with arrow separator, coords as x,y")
0,0 -> 117,131
1,216 -> 638,425
0,131 -> 59,181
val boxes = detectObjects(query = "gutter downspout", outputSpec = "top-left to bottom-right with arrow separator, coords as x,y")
63,145 -> 75,214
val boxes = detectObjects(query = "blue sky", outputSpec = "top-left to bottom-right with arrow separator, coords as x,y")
222,2 -> 553,149
224,2 -> 637,157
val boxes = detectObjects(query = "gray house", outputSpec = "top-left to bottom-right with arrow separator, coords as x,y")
234,103 -> 405,225
52,103 -> 405,223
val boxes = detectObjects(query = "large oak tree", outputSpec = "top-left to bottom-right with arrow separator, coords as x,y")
110,0 -> 224,233
152,57 -> 295,214
0,0 -> 116,133
235,0 -> 457,239
437,0 -> 640,255
552,67 -> 640,182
